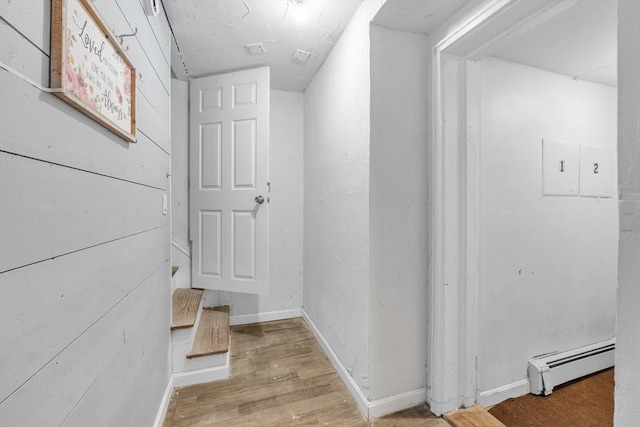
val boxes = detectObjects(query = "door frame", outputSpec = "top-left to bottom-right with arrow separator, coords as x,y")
427,0 -> 583,416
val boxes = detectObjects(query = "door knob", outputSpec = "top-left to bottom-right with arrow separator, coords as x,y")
255,195 -> 265,204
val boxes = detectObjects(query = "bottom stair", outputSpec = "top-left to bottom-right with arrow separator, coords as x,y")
187,306 -> 230,359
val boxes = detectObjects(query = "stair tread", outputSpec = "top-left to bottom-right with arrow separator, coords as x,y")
445,405 -> 507,427
171,288 -> 203,330
187,306 -> 230,359
171,266 -> 179,277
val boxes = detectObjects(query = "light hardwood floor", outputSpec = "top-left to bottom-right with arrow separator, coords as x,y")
164,318 -> 449,427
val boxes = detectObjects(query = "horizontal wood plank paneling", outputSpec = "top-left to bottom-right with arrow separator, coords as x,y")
0,0 -> 173,424
0,70 -> 169,190
0,2 -> 171,139
0,226 -> 169,402
0,20 -> 48,85
138,0 -> 172,67
116,0 -> 171,86
92,0 -> 170,120
61,308 -> 171,427
0,265 -> 168,427
0,152 -> 168,272
137,90 -> 171,153
126,337 -> 172,427
0,0 -> 50,54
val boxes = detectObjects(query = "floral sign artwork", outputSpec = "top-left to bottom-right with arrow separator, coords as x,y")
51,0 -> 136,142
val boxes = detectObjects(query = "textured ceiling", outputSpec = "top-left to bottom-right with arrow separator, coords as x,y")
164,0 -> 362,91
492,0 -> 617,87
372,0 -> 467,34
373,0 -> 616,88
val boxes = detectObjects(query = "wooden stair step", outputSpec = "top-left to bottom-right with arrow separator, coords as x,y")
171,266 -> 179,277
444,405 -> 507,427
187,306 -> 230,359
171,288 -> 204,330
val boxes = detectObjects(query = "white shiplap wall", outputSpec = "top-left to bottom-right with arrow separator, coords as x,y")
0,0 -> 172,426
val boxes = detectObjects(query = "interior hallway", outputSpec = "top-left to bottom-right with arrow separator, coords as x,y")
163,318 -> 449,427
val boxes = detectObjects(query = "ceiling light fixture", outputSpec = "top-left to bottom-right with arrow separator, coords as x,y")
288,0 -> 308,25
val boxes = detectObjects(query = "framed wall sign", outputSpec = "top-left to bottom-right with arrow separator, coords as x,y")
50,0 -> 137,143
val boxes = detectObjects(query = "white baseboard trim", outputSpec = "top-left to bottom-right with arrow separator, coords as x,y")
477,378 -> 530,407
302,309 -> 431,420
368,387 -> 429,419
171,240 -> 191,258
230,308 -> 302,326
153,375 -> 174,427
301,309 -> 370,418
153,361 -> 230,427
427,396 -> 465,417
172,359 -> 230,388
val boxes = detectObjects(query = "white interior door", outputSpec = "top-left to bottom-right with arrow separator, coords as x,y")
189,67 -> 269,295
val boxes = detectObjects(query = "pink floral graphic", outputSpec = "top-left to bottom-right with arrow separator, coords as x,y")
62,1 -> 133,127
115,86 -> 123,105
65,63 -> 97,110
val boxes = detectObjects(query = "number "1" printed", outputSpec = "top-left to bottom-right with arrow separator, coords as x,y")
560,160 -> 565,172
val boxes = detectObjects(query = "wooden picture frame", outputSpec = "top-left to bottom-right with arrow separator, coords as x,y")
50,0 -> 137,143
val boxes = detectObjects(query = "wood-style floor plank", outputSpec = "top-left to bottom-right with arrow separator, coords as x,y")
171,289 -> 203,330
164,318 -> 449,427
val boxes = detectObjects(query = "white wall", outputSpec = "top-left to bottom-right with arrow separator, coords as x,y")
476,59 -> 618,394
219,90 -> 304,320
0,0 -> 172,426
369,24 -> 430,401
303,0 -> 384,399
171,78 -> 192,290
615,0 -> 640,425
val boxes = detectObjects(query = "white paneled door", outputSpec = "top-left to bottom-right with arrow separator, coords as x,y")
189,67 -> 269,294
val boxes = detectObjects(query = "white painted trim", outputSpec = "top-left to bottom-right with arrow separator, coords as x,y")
152,375 -> 174,427
368,388 -> 429,419
171,357 -> 230,388
301,309 -> 370,419
302,309 -> 431,420
229,308 -> 302,326
477,379 -> 530,408
428,0 -> 566,416
153,357 -> 231,427
171,239 -> 191,258
0,61 -> 64,94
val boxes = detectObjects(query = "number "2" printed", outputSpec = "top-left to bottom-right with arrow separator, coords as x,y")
593,163 -> 599,174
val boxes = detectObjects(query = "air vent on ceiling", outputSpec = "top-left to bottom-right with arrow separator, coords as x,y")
245,43 -> 266,55
291,49 -> 310,63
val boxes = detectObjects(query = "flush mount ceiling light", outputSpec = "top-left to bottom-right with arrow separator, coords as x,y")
288,0 -> 308,24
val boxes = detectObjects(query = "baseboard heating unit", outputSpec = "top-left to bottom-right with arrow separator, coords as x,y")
528,338 -> 615,396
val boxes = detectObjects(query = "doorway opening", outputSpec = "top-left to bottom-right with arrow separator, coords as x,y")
428,0 -> 618,416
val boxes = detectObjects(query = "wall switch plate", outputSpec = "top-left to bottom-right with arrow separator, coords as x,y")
162,194 -> 168,215
580,145 -> 613,198
542,139 -> 579,196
